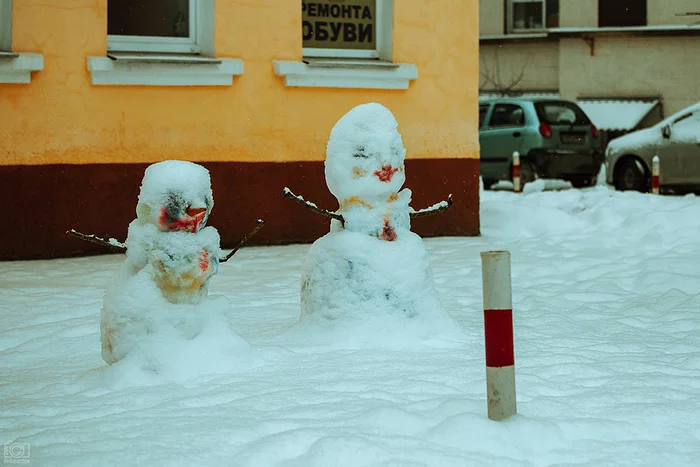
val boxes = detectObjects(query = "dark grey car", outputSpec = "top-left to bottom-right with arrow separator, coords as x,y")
479,97 -> 604,189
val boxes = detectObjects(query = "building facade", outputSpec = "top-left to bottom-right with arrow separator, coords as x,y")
479,0 -> 700,135
0,0 -> 479,260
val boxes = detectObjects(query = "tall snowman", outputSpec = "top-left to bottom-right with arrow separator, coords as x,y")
295,103 -> 459,335
100,160 -> 232,365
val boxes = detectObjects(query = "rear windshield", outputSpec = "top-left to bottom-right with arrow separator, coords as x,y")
535,101 -> 591,125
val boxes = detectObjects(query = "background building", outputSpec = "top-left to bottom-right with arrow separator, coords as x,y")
479,0 -> 700,141
0,0 -> 479,260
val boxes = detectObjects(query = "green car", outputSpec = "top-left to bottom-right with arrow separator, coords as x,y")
479,97 -> 604,189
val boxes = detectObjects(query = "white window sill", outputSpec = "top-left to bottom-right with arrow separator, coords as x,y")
273,59 -> 418,90
0,52 -> 44,84
87,54 -> 244,86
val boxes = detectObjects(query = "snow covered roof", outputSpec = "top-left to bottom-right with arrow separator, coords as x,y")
576,99 -> 660,131
479,91 -> 560,101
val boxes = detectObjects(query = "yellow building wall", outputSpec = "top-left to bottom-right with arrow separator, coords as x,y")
1,0 -> 479,166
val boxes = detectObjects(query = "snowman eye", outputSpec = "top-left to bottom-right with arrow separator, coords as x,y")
353,146 -> 368,159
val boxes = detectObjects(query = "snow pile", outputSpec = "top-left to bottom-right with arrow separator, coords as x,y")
669,109 -> 700,144
100,160 -> 256,374
607,101 -> 700,153
298,103 -> 462,342
325,102 -> 406,208
136,159 -> 213,230
294,229 -> 465,349
2,186 -> 700,465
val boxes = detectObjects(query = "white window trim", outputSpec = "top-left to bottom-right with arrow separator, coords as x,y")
87,55 -> 243,86
0,52 -> 44,83
108,0 -> 213,55
507,0 -> 546,34
303,0 -> 393,60
0,1 -> 44,84
273,59 -> 417,90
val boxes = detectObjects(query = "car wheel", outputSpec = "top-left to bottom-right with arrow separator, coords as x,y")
614,158 -> 649,192
519,161 -> 537,186
483,178 -> 497,190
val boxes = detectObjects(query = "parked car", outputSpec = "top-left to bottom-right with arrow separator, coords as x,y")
606,102 -> 700,192
479,97 -> 604,189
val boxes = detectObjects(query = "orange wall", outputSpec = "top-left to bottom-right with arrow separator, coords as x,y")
1,0 -> 479,165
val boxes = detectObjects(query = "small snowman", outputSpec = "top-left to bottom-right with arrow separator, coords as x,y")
284,103 -> 454,326
100,160 -> 225,365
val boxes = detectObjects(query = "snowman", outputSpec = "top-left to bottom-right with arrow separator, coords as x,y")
100,160 -> 226,365
285,103 -> 456,328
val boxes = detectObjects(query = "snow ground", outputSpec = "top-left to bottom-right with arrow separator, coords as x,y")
2,184 -> 700,466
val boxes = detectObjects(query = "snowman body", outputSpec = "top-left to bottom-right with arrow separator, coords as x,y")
300,104 -> 447,323
100,160 -> 224,365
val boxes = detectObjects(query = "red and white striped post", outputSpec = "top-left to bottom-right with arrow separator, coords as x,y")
512,152 -> 521,193
652,155 -> 660,195
480,250 -> 517,421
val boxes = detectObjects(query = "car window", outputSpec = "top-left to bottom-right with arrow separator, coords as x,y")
488,104 -> 525,128
479,104 -> 489,128
670,111 -> 700,143
535,101 -> 590,125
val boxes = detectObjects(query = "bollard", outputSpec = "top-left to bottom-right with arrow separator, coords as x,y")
652,155 -> 660,195
512,152 -> 521,193
480,250 -> 517,421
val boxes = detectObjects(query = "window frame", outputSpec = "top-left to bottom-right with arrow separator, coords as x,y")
487,103 -> 526,128
107,0 -> 205,54
507,0 -> 545,34
0,0 -> 12,52
302,0 -> 392,60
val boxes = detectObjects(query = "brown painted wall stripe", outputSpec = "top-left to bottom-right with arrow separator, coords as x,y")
0,159 -> 480,260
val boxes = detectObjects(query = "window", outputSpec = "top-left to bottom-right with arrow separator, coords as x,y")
108,0 -> 209,54
0,0 -> 11,52
479,104 -> 490,128
507,0 -> 558,33
535,101 -> 590,125
598,0 -> 646,28
302,0 -> 390,59
488,104 -> 525,127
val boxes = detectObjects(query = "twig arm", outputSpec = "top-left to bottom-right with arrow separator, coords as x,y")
283,187 -> 345,225
410,194 -> 453,218
66,229 -> 127,253
220,219 -> 265,263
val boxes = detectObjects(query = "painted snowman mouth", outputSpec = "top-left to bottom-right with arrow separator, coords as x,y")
159,206 -> 207,233
374,165 -> 399,182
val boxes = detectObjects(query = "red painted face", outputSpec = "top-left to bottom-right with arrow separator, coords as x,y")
158,206 -> 207,233
374,165 -> 399,183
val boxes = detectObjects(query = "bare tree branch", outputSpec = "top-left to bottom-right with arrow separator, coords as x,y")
220,219 -> 265,263
66,229 -> 127,253
283,187 -> 345,226
410,194 -> 453,218
479,49 -> 530,96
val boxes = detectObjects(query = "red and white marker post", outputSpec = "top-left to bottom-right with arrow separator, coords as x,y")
652,155 -> 660,195
512,152 -> 521,193
480,250 -> 517,421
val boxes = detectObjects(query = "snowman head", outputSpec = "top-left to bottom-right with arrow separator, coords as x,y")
136,160 -> 214,233
325,103 -> 406,205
